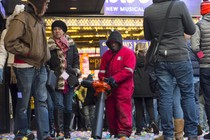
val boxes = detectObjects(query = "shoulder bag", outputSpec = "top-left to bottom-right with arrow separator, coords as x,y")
46,65 -> 57,92
145,1 -> 175,70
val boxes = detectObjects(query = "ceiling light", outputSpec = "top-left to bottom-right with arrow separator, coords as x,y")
70,7 -> 77,10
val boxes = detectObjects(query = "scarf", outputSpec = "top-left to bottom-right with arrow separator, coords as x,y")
48,35 -> 75,93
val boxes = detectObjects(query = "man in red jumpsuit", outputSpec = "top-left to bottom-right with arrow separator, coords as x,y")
98,30 -> 136,138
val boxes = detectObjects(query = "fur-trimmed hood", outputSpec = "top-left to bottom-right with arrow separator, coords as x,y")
47,34 -> 75,51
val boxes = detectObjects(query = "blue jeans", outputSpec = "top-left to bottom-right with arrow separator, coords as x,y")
51,87 -> 74,113
173,80 -> 183,119
155,61 -> 197,138
200,68 -> 210,127
14,66 -> 49,140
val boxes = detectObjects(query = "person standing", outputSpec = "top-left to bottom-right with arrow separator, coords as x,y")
143,0 -> 198,140
47,20 -> 80,139
80,74 -> 97,130
4,0 -> 56,140
0,4 -> 25,121
98,30 -> 136,138
133,42 -> 159,135
191,0 -> 210,138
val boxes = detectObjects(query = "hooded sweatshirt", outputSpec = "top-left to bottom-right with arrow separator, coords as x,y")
144,0 -> 195,61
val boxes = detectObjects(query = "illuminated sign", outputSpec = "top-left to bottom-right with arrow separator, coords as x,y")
104,0 -> 201,16
89,57 -> 101,70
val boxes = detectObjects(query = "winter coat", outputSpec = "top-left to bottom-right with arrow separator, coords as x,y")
81,74 -> 97,106
188,47 -> 200,77
4,5 -> 50,68
133,54 -> 156,98
98,31 -> 136,94
98,46 -> 136,93
0,30 -> 8,69
0,5 -> 25,69
47,35 -> 80,89
191,14 -> 210,68
144,0 -> 195,62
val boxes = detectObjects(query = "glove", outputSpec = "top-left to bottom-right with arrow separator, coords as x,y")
104,77 -> 118,88
0,68 -> 3,83
72,68 -> 81,77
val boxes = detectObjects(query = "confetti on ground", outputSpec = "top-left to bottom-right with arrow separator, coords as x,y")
0,131 -> 207,140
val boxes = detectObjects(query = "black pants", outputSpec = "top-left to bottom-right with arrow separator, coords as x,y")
5,66 -> 18,118
134,97 -> 155,131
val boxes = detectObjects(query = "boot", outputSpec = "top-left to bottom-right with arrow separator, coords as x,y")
151,121 -> 159,135
64,112 -> 71,139
174,119 -> 184,140
54,109 -> 64,139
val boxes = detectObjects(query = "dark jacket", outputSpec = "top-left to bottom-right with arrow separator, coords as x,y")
133,54 -> 156,98
144,0 -> 196,61
47,35 -> 80,89
81,74 -> 97,106
188,44 -> 200,77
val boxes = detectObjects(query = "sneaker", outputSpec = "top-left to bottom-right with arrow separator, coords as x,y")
204,133 -> 210,139
14,132 -> 35,140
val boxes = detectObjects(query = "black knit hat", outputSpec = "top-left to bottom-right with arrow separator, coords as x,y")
51,20 -> 67,33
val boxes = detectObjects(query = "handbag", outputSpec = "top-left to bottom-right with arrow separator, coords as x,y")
46,65 -> 57,92
67,72 -> 79,87
145,1 -> 175,70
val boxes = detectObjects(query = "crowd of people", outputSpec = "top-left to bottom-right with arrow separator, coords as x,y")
0,0 -> 210,140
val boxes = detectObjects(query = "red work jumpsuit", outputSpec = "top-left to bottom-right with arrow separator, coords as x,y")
98,46 -> 136,136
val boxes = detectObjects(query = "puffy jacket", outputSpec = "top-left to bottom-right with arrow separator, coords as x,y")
191,14 -> 210,68
144,0 -> 195,61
